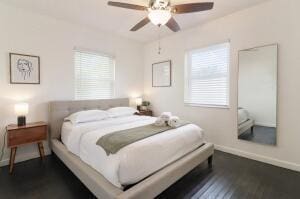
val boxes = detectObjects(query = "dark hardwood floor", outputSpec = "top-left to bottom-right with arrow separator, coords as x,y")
239,125 -> 276,145
1,150 -> 300,199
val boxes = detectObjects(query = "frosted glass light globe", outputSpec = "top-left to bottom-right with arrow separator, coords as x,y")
148,9 -> 171,26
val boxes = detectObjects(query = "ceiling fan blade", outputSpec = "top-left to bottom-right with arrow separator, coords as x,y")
166,17 -> 180,32
172,2 -> 214,14
130,17 -> 150,31
108,1 -> 147,11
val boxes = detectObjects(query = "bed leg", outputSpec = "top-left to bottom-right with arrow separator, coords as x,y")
251,126 -> 254,135
208,155 -> 213,169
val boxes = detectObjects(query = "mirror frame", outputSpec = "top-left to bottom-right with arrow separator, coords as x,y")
237,43 -> 278,146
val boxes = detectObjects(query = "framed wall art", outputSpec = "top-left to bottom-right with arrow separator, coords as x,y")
10,53 -> 40,84
152,60 -> 171,87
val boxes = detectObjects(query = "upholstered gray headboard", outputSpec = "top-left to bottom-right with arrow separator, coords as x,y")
49,98 -> 129,139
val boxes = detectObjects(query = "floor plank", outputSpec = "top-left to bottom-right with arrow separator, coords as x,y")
238,125 -> 276,145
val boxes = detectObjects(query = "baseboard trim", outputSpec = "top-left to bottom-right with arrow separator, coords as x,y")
254,122 -> 276,128
0,149 -> 52,167
215,144 -> 300,172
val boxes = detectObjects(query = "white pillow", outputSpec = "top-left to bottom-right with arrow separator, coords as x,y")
107,107 -> 138,118
65,110 -> 110,124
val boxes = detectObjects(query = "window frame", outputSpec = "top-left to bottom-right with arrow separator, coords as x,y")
184,42 -> 231,109
74,49 -> 116,100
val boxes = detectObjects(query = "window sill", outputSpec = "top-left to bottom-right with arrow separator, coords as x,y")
184,103 -> 230,109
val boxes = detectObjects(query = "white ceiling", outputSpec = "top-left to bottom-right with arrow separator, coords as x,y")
0,0 -> 269,43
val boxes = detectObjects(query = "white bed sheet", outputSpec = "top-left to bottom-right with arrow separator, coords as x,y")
61,115 -> 204,188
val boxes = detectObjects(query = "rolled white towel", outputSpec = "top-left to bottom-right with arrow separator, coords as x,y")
160,112 -> 172,122
168,116 -> 180,128
154,117 -> 166,126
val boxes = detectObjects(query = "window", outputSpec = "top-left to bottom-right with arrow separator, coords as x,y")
185,42 -> 230,107
75,50 -> 115,100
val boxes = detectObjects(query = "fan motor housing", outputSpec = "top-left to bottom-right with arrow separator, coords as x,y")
150,0 -> 170,9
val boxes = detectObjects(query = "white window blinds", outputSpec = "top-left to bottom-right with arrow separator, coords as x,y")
185,42 -> 230,107
75,50 -> 115,100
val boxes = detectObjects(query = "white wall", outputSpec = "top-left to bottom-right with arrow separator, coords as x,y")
238,45 -> 277,127
0,2 -> 144,166
144,0 -> 300,171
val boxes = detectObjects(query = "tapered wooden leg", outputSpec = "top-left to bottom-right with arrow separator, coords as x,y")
9,147 -> 17,174
208,155 -> 213,169
37,142 -> 45,160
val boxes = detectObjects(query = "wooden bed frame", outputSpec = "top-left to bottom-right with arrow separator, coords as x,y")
49,98 -> 214,199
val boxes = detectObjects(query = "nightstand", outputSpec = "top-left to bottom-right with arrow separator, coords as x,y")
6,121 -> 48,173
136,110 -> 153,116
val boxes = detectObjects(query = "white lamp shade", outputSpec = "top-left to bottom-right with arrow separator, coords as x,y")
135,98 -> 143,106
14,103 -> 29,116
148,9 -> 171,26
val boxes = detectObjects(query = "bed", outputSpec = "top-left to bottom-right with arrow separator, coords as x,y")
49,98 -> 214,199
238,108 -> 255,136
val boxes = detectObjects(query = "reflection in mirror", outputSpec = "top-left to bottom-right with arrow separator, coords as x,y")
238,44 -> 278,146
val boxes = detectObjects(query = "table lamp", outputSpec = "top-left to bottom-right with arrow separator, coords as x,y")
14,103 -> 28,126
135,98 -> 142,111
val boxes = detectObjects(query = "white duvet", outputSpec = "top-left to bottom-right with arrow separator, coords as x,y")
61,115 -> 204,188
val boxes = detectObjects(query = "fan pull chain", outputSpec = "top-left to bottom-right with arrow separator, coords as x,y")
158,25 -> 161,55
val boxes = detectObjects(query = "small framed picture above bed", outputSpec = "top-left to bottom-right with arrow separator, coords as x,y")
152,60 -> 171,87
9,53 -> 40,84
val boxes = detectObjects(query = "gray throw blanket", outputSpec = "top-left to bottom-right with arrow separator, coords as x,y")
97,122 -> 189,155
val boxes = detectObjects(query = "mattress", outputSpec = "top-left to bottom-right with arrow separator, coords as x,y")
238,108 -> 250,125
61,115 -> 204,188
238,118 -> 255,135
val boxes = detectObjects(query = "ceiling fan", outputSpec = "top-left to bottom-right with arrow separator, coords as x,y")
107,0 -> 214,32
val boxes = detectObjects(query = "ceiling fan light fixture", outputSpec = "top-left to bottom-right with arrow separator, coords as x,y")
107,1 -> 214,32
148,9 -> 171,26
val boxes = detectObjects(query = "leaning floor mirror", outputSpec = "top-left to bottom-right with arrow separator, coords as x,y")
237,44 -> 278,146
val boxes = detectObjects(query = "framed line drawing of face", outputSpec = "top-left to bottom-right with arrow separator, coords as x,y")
10,53 -> 40,84
152,60 -> 172,87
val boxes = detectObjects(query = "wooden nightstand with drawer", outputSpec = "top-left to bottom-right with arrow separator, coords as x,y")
6,121 -> 48,173
135,110 -> 153,116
